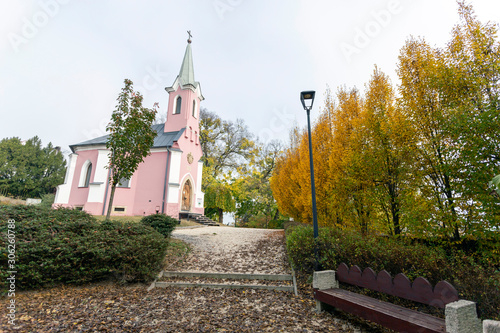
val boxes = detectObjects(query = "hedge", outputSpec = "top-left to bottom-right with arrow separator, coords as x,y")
0,205 -> 168,291
286,225 -> 500,320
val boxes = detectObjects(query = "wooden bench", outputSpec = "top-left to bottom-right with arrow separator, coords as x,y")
313,263 -> 462,333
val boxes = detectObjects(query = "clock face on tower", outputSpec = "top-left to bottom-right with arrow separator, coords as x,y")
187,152 -> 194,164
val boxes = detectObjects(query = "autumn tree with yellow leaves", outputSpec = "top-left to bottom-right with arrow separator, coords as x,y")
271,2 -> 500,239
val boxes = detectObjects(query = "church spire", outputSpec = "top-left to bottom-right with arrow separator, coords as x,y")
178,31 -> 195,87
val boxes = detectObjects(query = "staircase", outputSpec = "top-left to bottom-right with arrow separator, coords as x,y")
180,212 -> 219,226
148,271 -> 297,295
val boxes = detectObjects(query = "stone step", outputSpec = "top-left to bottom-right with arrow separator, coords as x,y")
160,271 -> 293,281
181,213 -> 219,226
149,270 -> 298,295
154,282 -> 294,292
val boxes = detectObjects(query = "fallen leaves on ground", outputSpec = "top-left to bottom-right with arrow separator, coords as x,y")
2,283 -> 357,332
0,228 -> 383,332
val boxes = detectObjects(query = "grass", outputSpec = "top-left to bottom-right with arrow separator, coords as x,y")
94,215 -> 204,227
165,238 -> 191,261
0,195 -> 26,206
94,215 -> 143,222
161,238 -> 191,270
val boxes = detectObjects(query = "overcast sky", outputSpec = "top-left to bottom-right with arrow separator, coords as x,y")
2,0 -> 500,154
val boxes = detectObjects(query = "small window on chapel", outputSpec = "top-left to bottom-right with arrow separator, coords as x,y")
84,163 -> 92,187
117,177 -> 130,188
192,100 -> 196,118
174,96 -> 182,114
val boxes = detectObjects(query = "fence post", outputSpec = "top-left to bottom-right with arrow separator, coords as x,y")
483,320 -> 500,333
313,270 -> 338,313
445,300 -> 482,333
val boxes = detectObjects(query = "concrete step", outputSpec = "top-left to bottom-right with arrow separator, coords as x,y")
155,282 -> 293,292
160,271 -> 293,281
181,213 -> 219,226
149,270 -> 298,294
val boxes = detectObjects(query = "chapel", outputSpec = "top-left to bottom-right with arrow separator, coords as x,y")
53,36 -> 205,218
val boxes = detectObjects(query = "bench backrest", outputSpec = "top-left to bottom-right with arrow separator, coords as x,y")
336,263 -> 459,309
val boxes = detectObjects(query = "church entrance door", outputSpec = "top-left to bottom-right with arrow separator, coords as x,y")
181,180 -> 192,211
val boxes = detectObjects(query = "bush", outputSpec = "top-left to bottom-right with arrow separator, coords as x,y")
285,225 -> 500,320
267,219 -> 285,229
0,205 -> 168,291
39,193 -> 55,209
141,213 -> 178,238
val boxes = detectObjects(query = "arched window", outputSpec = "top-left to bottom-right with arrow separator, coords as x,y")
192,100 -> 197,118
84,162 -> 92,187
174,96 -> 182,114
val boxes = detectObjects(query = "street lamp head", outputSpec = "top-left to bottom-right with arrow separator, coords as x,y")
300,91 -> 316,111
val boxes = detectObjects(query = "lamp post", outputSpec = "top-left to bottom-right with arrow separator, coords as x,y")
300,90 -> 320,271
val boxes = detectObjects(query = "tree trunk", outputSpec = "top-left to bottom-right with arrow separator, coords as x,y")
273,208 -> 280,220
105,184 -> 117,221
218,208 -> 224,224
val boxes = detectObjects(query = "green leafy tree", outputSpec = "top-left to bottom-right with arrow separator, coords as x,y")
397,2 -> 500,238
233,141 -> 282,227
199,108 -> 256,223
398,37 -> 463,239
439,2 -> 500,235
0,136 -> 66,198
105,79 -> 158,220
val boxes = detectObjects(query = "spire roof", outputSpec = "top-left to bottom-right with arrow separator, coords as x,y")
165,32 -> 204,100
178,42 -> 195,86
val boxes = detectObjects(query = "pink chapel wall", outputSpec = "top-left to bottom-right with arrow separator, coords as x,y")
99,151 -> 169,217
176,129 -> 204,215
166,203 -> 180,218
67,150 -> 97,210
164,87 -> 202,134
129,151 -> 168,216
61,149 -> 172,217
57,140 -> 204,217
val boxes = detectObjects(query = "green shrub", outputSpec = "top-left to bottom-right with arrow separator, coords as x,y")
285,225 -> 500,320
267,219 -> 285,229
141,213 -> 178,238
39,193 -> 55,209
0,205 -> 168,291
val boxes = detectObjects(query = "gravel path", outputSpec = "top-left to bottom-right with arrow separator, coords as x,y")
169,226 -> 289,274
1,226 -> 381,332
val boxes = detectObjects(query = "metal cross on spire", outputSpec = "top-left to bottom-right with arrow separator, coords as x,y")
187,30 -> 192,43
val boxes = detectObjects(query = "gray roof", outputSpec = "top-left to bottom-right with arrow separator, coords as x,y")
179,43 -> 196,87
69,124 -> 185,153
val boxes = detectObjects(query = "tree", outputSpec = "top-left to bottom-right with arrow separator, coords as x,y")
105,79 -> 158,220
439,1 -> 500,235
397,1 -> 500,238
397,37 -> 463,239
362,67 -> 417,235
271,126 -> 306,223
199,108 -> 256,223
233,140 -> 282,227
0,136 -> 66,198
272,1 -> 500,239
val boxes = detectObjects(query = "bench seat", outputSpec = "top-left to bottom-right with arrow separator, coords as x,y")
315,288 -> 446,333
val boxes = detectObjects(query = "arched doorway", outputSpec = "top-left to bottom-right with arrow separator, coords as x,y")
181,179 -> 192,212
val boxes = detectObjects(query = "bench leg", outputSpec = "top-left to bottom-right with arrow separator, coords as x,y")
316,299 -> 326,313
445,300 -> 482,333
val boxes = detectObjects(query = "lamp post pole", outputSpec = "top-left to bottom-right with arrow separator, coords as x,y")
301,91 -> 320,271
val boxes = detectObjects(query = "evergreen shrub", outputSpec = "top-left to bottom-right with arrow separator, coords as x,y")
0,205 -> 168,291
285,225 -> 500,320
141,213 -> 178,238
